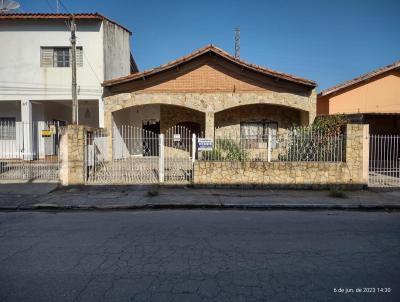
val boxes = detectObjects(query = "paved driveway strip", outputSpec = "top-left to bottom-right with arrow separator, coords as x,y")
0,210 -> 399,302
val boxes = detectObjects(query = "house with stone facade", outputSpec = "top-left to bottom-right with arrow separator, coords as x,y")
102,44 -> 317,142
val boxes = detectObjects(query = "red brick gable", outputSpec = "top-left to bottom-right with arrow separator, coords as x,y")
107,55 -> 311,94
104,45 -> 316,93
141,61 -> 272,93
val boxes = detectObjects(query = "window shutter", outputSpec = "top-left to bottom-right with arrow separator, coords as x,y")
41,47 -> 54,67
69,47 -> 83,67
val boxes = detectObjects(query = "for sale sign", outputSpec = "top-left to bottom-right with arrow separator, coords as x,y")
198,138 -> 213,151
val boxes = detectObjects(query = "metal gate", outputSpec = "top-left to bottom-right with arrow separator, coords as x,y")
85,125 -> 195,184
0,121 -> 63,181
369,135 -> 400,187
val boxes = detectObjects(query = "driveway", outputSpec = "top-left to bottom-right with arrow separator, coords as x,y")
0,210 -> 399,301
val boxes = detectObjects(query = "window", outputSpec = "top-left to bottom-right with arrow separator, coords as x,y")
0,118 -> 16,140
41,47 -> 83,67
54,48 -> 70,67
240,120 -> 278,148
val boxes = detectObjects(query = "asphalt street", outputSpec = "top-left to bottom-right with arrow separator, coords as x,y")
0,210 -> 399,302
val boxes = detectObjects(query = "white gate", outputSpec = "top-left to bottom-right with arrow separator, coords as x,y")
164,126 -> 195,183
85,125 -> 195,184
0,121 -> 63,181
369,135 -> 400,187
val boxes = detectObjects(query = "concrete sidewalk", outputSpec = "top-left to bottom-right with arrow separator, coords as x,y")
0,184 -> 399,211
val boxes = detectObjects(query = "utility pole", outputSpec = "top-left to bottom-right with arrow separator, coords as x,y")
70,15 -> 78,125
234,26 -> 240,59
56,0 -> 60,13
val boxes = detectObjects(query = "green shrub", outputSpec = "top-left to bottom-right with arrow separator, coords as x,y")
216,138 -> 248,161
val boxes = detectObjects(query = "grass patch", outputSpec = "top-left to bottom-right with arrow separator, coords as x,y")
147,190 -> 159,197
329,189 -> 348,199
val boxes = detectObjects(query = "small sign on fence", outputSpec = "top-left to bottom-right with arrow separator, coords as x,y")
198,138 -> 213,151
173,134 -> 181,142
41,130 -> 53,137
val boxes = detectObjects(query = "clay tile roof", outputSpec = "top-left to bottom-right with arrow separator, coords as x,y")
319,60 -> 400,97
0,12 -> 131,34
103,44 -> 317,88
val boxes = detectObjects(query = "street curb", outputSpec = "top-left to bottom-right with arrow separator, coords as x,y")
1,203 -> 400,211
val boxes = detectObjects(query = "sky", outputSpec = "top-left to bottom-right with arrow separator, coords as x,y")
17,0 -> 400,91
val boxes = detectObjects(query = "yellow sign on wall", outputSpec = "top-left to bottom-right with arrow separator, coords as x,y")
41,130 -> 53,137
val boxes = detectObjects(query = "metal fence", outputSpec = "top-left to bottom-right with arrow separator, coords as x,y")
199,126 -> 345,162
369,135 -> 400,187
0,121 -> 63,181
85,125 -> 195,184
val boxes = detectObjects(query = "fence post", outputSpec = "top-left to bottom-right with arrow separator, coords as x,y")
159,133 -> 164,183
267,131 -> 272,162
192,133 -> 196,164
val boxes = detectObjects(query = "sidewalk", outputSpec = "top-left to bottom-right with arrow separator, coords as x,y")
0,184 -> 399,211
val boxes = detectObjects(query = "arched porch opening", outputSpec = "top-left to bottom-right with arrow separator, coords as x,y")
110,104 -> 205,159
112,104 -> 205,135
214,103 -> 310,137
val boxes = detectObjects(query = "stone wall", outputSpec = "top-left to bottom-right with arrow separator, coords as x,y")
104,91 -> 316,140
194,124 -> 369,189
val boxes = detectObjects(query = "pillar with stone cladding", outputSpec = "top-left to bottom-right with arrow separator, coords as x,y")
59,125 -> 88,186
345,124 -> 369,187
205,111 -> 215,139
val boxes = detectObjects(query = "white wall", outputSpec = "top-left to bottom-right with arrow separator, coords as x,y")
0,18 -> 131,129
112,105 -> 160,158
103,20 -> 131,81
0,20 -> 104,102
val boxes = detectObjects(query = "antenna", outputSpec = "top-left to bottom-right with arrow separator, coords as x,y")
234,26 -> 240,59
0,0 -> 20,13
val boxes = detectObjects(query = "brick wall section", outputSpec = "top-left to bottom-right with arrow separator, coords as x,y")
141,63 -> 273,93
108,57 -> 312,94
193,124 -> 369,189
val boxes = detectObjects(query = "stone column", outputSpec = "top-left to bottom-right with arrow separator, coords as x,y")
345,124 -> 369,186
308,88 -> 317,124
59,125 -> 87,186
205,111 -> 214,139
103,109 -> 113,161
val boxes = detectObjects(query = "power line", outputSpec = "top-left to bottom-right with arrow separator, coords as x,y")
57,0 -> 72,14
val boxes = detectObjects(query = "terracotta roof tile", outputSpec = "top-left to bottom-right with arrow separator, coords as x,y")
319,60 -> 400,97
103,44 -> 317,88
0,12 -> 131,34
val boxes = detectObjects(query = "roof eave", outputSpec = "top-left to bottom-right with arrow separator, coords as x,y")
103,46 -> 316,88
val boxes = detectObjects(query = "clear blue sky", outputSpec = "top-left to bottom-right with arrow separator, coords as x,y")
19,0 -> 400,91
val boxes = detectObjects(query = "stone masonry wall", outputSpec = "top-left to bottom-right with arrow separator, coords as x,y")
194,124 -> 369,189
59,125 -> 93,186
104,91 -> 317,140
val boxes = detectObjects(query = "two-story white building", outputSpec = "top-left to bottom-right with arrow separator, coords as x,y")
0,13 -> 134,159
